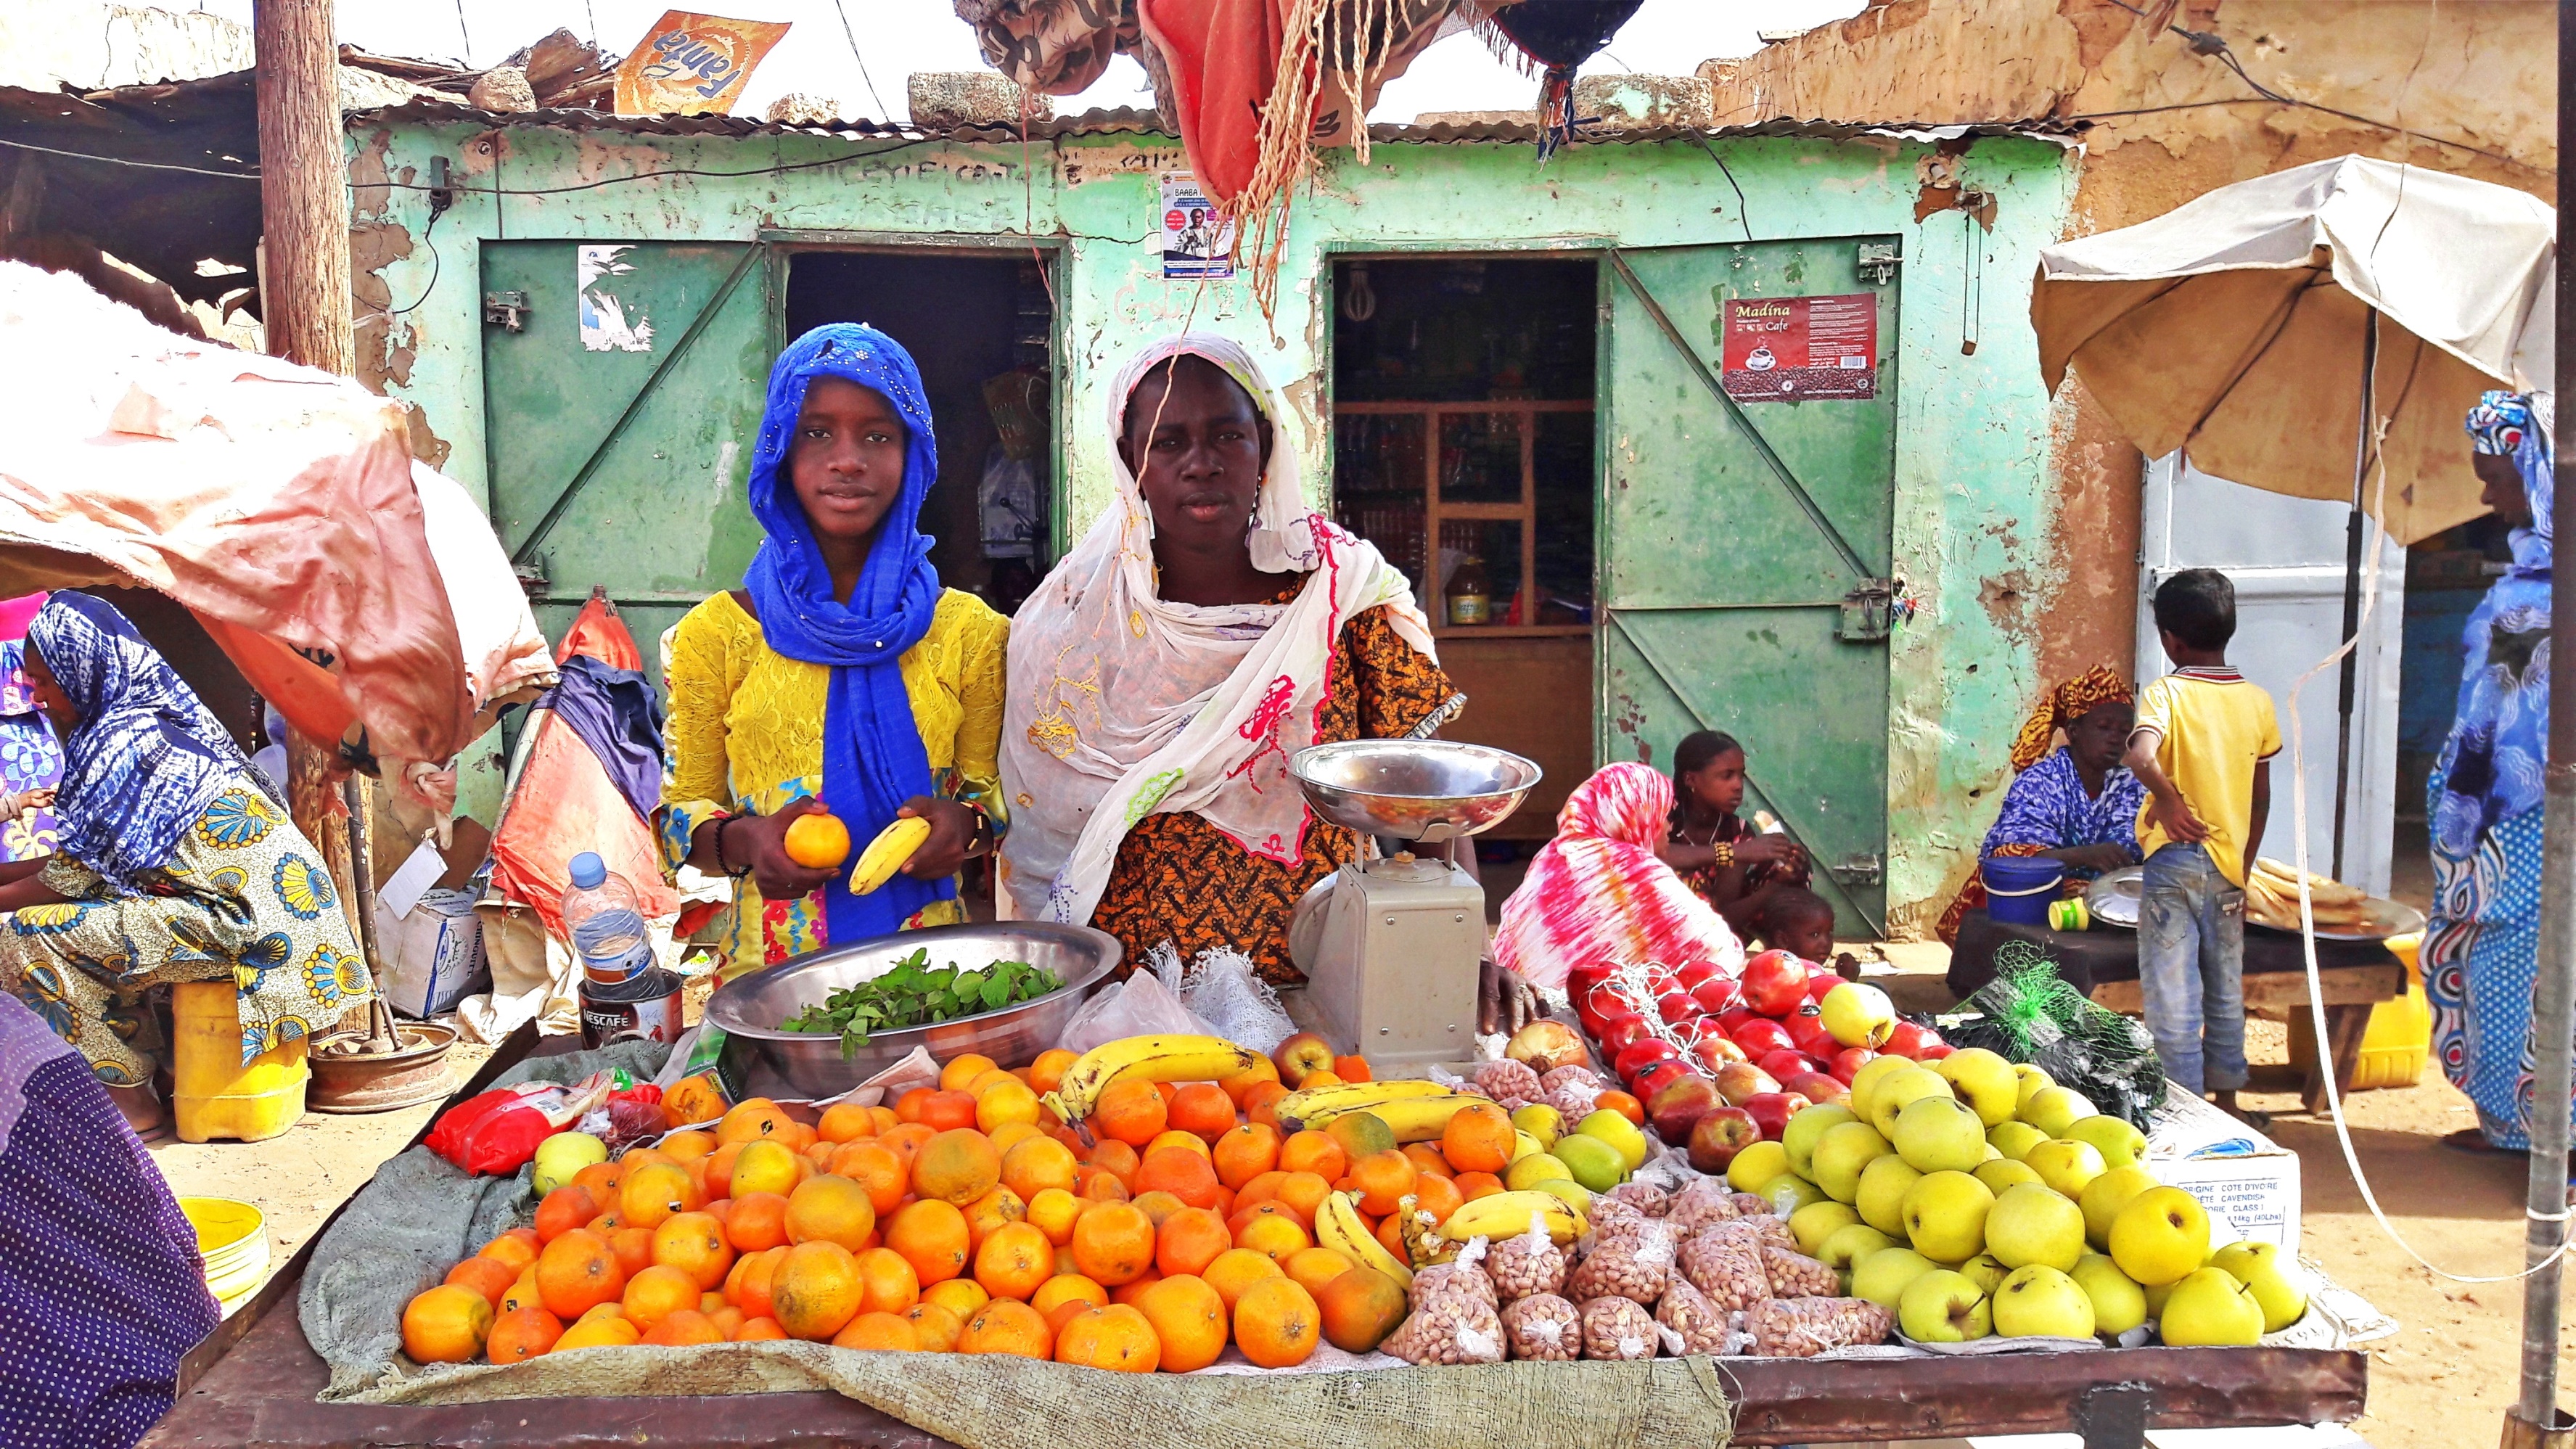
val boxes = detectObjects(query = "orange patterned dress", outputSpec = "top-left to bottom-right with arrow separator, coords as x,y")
1087,590 -> 1461,986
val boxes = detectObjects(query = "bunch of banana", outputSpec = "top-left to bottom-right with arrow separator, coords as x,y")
1414,1190 -> 1586,1263
1315,1189 -> 1414,1288
1271,1080 -> 1467,1137
1042,1034 -> 1265,1125
2244,856 -> 2374,932
848,817 -> 932,895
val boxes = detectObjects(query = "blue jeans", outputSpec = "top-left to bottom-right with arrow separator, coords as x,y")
2138,842 -> 2248,1096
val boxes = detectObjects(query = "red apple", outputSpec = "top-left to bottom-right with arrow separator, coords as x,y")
1578,982 -> 1638,1035
1657,992 -> 1701,1026
1272,1032 -> 1337,1086
1784,1006 -> 1837,1058
1648,1074 -> 1723,1141
1631,1059 -> 1695,1104
1690,1034 -> 1750,1073
1641,966 -> 1682,997
1882,1020 -> 1939,1059
1613,1038 -> 1678,1080
1758,1048 -> 1818,1083
1730,1018 -> 1796,1059
1673,959 -> 1724,992
1712,1061 -> 1781,1107
1918,1043 -> 1956,1062
1806,967 -> 1845,1002
1743,1090 -> 1813,1141
1784,1070 -> 1848,1104
1714,1005 -> 1759,1037
1599,1012 -> 1654,1054
1740,950 -> 1811,1017
1567,961 -> 1616,996
1690,975 -> 1744,1015
1827,1047 -> 1878,1085
1687,1105 -> 1762,1173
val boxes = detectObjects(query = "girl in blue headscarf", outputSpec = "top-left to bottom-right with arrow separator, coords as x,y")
660,325 -> 1009,980
2425,389 -> 2559,1154
0,592 -> 369,1132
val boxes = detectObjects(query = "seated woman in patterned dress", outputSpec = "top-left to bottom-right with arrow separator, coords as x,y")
1935,665 -> 2146,943
0,591 -> 369,1133
998,334 -> 1464,985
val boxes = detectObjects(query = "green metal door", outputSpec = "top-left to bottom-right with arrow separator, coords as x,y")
1599,240 -> 1900,935
480,239 -> 778,686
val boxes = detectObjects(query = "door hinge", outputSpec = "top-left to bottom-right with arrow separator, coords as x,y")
1829,853 -> 1884,886
483,290 -> 530,331
1858,243 -> 1901,285
1840,578 -> 1896,641
513,558 -> 549,595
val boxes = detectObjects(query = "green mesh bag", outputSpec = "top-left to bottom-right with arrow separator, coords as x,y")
1948,941 -> 2167,1128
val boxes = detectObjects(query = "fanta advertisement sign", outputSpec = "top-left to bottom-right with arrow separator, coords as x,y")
613,11 -> 790,117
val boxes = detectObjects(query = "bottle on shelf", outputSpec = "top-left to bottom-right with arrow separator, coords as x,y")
1445,554 -> 1491,626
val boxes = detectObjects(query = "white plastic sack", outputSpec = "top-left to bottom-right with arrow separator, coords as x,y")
1059,966 -> 1219,1055
1154,943 -> 1296,1054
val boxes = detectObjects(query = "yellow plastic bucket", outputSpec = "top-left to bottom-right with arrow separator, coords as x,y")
2289,930 -> 2432,1091
171,980 -> 308,1144
179,1195 -> 268,1315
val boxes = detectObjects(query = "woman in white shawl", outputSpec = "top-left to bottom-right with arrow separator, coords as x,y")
1000,335 -> 1464,984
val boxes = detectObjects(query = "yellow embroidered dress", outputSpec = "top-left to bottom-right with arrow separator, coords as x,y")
658,588 -> 1008,980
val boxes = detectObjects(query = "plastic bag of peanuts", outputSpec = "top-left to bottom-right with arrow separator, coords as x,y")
1654,1276 -> 1734,1355
1473,1059 -> 1543,1106
1744,1296 -> 1896,1358
1382,1266 -> 1507,1366
1676,1226 -> 1771,1312
1580,1295 -> 1660,1360
1501,1292 -> 1583,1361
1484,1220 -> 1568,1302
1760,1246 -> 1839,1297
1605,1181 -> 1670,1217
1666,1179 -> 1776,1235
1564,1217 -> 1676,1304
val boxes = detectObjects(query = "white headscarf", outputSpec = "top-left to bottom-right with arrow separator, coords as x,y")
998,334 -> 1435,927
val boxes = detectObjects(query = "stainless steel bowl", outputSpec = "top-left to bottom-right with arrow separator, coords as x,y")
705,922 -> 1122,1100
1289,739 -> 1541,842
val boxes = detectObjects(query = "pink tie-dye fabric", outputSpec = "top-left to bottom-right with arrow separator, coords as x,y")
1492,762 -> 1746,990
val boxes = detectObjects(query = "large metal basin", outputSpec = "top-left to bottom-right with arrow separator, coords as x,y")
1290,739 -> 1541,842
706,922 -> 1121,1100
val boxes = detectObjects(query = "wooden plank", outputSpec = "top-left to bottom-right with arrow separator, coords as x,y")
1434,634 -> 1589,837
2088,964 -> 2400,1016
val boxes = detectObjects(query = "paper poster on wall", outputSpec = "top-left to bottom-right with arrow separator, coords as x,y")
613,10 -> 789,117
578,245 -> 654,353
1160,173 -> 1236,279
1720,293 -> 1878,401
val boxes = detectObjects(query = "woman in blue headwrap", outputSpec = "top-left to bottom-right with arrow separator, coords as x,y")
660,325 -> 1009,980
2425,390 -> 2559,1155
0,592 -> 369,1132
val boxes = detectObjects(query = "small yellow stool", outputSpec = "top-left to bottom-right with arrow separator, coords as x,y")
170,981 -> 308,1144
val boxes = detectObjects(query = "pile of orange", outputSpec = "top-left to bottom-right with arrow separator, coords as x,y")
403,1043 -> 1477,1372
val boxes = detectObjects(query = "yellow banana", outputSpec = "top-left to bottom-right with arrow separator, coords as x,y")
1316,1189 -> 1414,1289
1043,1034 -> 1264,1125
1271,1080 -> 1461,1134
848,817 -> 932,895
1392,1193 -> 1454,1266
1361,1094 -> 1490,1146
1427,1190 -> 1587,1254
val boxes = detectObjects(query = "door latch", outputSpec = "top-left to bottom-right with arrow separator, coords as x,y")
1829,853 -> 1884,886
1858,243 -> 1901,285
483,290 -> 530,331
1840,578 -> 1895,641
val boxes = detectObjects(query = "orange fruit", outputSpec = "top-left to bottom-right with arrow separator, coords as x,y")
1403,1143 -> 1454,1181
1133,1147 -> 1223,1210
976,1080 -> 1043,1134
717,1098 -> 795,1146
956,1298 -> 1054,1358
1453,1170 -> 1504,1202
1242,1081 -> 1290,1129
621,1263 -> 701,1331
1133,1191 -> 1188,1228
876,1122 -> 935,1168
1000,1136 -> 1079,1201
733,1248 -> 786,1321
783,811 -> 852,869
1348,1150 -> 1418,1216
1070,1201 -> 1156,1286
987,1121 -> 1043,1158
917,1091 -> 979,1133
1094,1079 -> 1169,1149
1211,1123 -> 1281,1189
533,1186 -> 599,1244
853,1246 -> 921,1314
1234,1170 -> 1290,1207
620,1162 -> 702,1231
1233,1276 -> 1320,1368
1300,1070 -> 1343,1089
962,1185 -> 1027,1251
783,1174 -> 879,1252
727,1139 -> 802,1199
650,1211 -> 734,1290
700,1144 -> 744,1199
973,1221 -> 1054,1302
608,1227 -> 655,1281
1108,1267 -> 1164,1306
554,1315 -> 641,1351
642,1308 -> 726,1347
1439,1102 -> 1516,1174
1331,1055 -> 1373,1083
1025,1187 -> 1083,1246
911,1130 -> 1001,1206
1028,1048 -> 1079,1095
1272,1172 -> 1334,1225
893,1087 -> 935,1125
1166,1083 -> 1236,1142
1228,1199 -> 1306,1239
1043,1298 -> 1094,1335
1201,1247 -> 1283,1315
1031,1273 -> 1108,1318
663,1075 -> 727,1129
534,1229 -> 626,1321
1154,1207 -> 1234,1278
1075,1167 -> 1131,1203
771,1241 -> 864,1341
1283,1246 -> 1355,1297
570,1159 -> 624,1205
829,1309 -> 919,1351
725,1191 -> 790,1253
500,1268 -> 542,1317
826,1141 -> 909,1217
478,1228 -> 542,1274
1144,1129 -> 1213,1163
661,1129 -> 717,1162
1410,1173 -> 1464,1226
708,1305 -> 746,1337
939,1053 -> 999,1093
401,1284 -> 493,1364
903,1300 -> 964,1352
922,1276 -> 989,1318
1232,1211 -> 1310,1265
1085,1138 -> 1141,1187
732,1316 -> 787,1342
444,1255 -> 518,1308
485,1305 -> 564,1363
1054,1244 -> 1082,1278
1317,1268 -> 1408,1352
1054,1302 -> 1161,1373
1218,1054 -> 1280,1107
1593,1088 -> 1645,1125
885,1199 -> 972,1285
1134,1273 -> 1228,1371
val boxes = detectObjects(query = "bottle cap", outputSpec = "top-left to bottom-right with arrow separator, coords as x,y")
567,851 -> 607,890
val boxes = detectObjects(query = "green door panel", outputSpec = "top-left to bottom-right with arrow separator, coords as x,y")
480,240 -> 778,687
1598,240 -> 1898,935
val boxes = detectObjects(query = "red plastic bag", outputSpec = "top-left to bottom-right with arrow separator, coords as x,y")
424,1072 -> 623,1176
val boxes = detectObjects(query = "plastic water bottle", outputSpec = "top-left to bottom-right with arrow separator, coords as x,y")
562,851 -> 653,985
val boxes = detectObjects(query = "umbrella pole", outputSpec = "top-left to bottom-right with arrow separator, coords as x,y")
2331,312 -> 2377,881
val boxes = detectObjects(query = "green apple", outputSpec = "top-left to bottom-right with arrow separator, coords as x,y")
1510,1103 -> 1563,1149
533,1131 -> 607,1195
2210,1241 -> 2310,1331
1993,1264 -> 2097,1338
1986,1120 -> 2049,1162
1985,1182 -> 2087,1272
1504,1151 -> 1574,1191
2143,1278 -> 2176,1318
2077,1165 -> 2159,1249
1898,1268 -> 1992,1342
2067,1114 -> 2149,1170
1726,1140 -> 1791,1194
2012,1062 -> 2054,1104
1892,1095 -> 1988,1174
1932,1047 -> 2022,1127
1848,1054 -> 1921,1125
1790,1200 -> 1863,1257
2024,1138 -> 2108,1199
1900,1170 -> 1995,1264
1510,1130 -> 1543,1164
1550,1132 -> 1628,1193
2158,1266 -> 2264,1346
2071,1252 -> 2149,1336
1851,1245 -> 1937,1310
1820,982 -> 1898,1048
1981,1142 -> 2003,1161
1974,1159 -> 2046,1196
1855,1154 -> 1924,1237
1957,1252 -> 2011,1294
1868,1067 -> 1955,1137
1782,1102 -> 1860,1179
1821,1223 -> 1896,1275
1532,1178 -> 1596,1218
1811,1121 -> 1892,1204
1577,1109 -> 1649,1171
2019,1085 -> 2099,1138
2109,1186 -> 2211,1287
1759,1172 -> 1827,1213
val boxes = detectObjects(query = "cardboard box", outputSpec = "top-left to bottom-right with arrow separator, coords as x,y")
383,887 -> 491,1019
2147,1083 -> 2300,1255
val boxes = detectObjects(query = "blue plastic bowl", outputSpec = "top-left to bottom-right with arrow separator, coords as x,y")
1982,855 -> 2066,926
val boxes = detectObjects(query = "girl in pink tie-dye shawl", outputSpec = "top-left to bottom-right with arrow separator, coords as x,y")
1493,762 -> 1745,990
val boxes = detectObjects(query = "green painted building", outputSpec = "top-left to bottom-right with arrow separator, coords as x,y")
348,102 -> 2080,940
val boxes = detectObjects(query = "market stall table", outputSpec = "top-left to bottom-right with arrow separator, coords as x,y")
1946,909 -> 2405,1112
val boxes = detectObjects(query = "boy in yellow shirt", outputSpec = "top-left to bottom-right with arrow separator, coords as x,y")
2122,569 -> 2278,1117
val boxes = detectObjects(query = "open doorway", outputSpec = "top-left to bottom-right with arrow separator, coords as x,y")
1329,254 -> 1599,858
784,249 -> 1057,615
2391,512 -> 2511,911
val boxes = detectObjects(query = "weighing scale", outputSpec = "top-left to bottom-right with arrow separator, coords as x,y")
1286,739 -> 1541,1070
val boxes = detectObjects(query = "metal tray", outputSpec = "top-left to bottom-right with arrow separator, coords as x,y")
2085,866 -> 2144,929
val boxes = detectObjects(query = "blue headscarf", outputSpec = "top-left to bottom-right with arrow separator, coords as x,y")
26,591 -> 268,895
742,324 -> 950,943
2435,390 -> 2554,859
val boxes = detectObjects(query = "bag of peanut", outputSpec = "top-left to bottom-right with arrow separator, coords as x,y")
1382,1265 -> 1507,1366
1474,1059 -> 1544,1106
1666,1179 -> 1774,1234
1501,1292 -> 1583,1361
1580,1295 -> 1660,1360
1744,1295 -> 1896,1358
1483,1220 -> 1568,1303
1760,1246 -> 1839,1297
1606,1181 -> 1671,1217
1564,1217 -> 1676,1304
1676,1226 -> 1771,1312
1654,1276 -> 1733,1355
